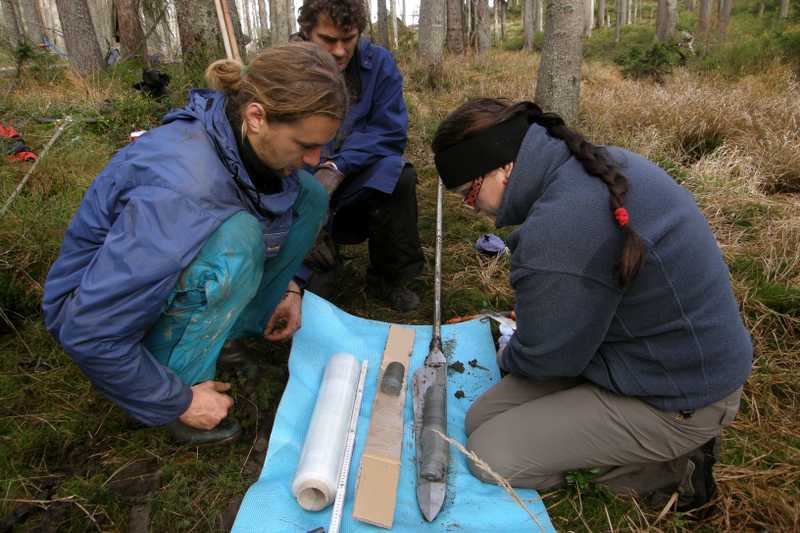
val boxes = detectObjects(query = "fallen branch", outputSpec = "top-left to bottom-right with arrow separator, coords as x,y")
0,116 -> 73,218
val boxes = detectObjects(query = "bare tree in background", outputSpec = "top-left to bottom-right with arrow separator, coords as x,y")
258,0 -> 269,43
377,0 -> 390,47
418,0 -> 445,83
584,0 -> 594,36
614,0 -> 624,41
390,0 -> 398,48
718,0 -> 732,37
287,0 -> 297,33
656,0 -> 677,40
523,0 -> 535,49
697,0 -> 711,51
535,0 -> 583,124
475,0 -> 490,51
2,0 -> 23,47
596,0 -> 605,28
55,0 -> 104,75
446,0 -> 465,53
779,0 -> 789,18
270,0 -> 289,43
117,0 -> 147,58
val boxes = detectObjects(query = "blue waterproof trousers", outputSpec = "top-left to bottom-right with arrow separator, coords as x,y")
143,174 -> 326,385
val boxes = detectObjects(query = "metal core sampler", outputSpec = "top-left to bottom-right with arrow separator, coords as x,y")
412,179 -> 449,521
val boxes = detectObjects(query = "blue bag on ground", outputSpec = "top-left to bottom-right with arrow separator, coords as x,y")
232,293 -> 555,533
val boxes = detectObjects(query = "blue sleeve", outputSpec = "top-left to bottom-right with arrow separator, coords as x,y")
330,56 -> 408,176
500,269 -> 622,379
52,187 -> 220,426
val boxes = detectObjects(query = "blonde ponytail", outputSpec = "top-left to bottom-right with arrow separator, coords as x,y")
205,59 -> 245,93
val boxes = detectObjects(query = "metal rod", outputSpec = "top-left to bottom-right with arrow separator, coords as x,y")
432,178 -> 443,345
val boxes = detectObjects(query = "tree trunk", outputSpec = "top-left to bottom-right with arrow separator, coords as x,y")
55,0 -> 104,75
258,0 -> 268,43
363,0 -> 373,37
117,0 -> 147,58
175,0 -> 227,63
418,0 -> 445,86
596,0 -> 605,27
270,0 -> 289,43
500,0 -> 507,40
492,0 -> 500,47
377,0 -> 390,47
476,0 -> 491,51
779,0 -> 789,18
446,0 -> 465,53
537,0 -> 544,30
697,0 -> 711,51
718,0 -> 732,36
535,0 -> 583,124
2,0 -> 22,47
584,0 -> 594,36
523,0 -> 535,49
614,0 -> 623,41
17,0 -> 46,44
656,0 -> 677,40
391,0 -> 398,47
465,0 -> 472,46
686,0 -> 694,10
287,0 -> 296,33
242,0 -> 253,43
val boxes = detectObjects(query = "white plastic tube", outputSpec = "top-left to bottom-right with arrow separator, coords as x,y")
292,352 -> 361,511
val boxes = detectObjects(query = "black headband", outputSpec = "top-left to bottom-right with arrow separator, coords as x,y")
434,114 -> 531,189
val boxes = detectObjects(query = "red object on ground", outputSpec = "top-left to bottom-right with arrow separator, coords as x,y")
0,123 -> 20,138
8,151 -> 37,162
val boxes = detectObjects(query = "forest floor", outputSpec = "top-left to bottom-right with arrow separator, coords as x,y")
1,20 -> 799,533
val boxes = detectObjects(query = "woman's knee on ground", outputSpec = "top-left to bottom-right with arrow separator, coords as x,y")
464,398 -> 493,437
199,211 -> 264,304
465,429 -> 560,490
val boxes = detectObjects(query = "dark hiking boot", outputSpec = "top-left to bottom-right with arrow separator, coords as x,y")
387,284 -> 420,312
676,437 -> 719,515
167,417 -> 242,446
217,340 -> 260,366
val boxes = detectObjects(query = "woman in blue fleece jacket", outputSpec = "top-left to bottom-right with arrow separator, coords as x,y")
432,98 -> 752,512
42,44 -> 347,445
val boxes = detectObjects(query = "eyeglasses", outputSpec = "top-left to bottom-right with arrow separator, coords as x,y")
462,175 -> 485,210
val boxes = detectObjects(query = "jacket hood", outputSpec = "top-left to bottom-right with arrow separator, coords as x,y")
495,123 -> 572,228
162,89 -> 300,218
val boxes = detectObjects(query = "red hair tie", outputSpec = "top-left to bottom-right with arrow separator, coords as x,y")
614,207 -> 629,227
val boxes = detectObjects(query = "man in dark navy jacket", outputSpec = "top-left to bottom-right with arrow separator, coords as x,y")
293,0 -> 425,311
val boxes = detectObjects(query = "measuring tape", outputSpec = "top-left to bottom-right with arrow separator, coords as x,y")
328,360 -> 368,533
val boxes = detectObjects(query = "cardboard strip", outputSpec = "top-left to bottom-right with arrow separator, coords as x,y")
352,325 -> 415,529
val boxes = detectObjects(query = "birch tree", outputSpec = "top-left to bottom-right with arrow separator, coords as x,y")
390,0 -> 398,48
656,0 -> 677,41
117,0 -> 147,58
535,0 -> 583,124
55,0 -> 104,75
584,0 -> 594,36
446,0 -> 465,53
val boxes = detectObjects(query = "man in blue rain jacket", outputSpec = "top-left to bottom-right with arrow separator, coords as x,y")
293,0 -> 425,311
42,44 -> 346,445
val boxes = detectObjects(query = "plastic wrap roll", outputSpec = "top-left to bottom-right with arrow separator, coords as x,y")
292,352 -> 361,511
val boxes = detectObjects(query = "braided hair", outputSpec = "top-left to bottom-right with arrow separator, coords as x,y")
432,98 -> 646,287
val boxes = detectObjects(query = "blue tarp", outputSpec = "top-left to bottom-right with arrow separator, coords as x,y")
233,293 -> 556,533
